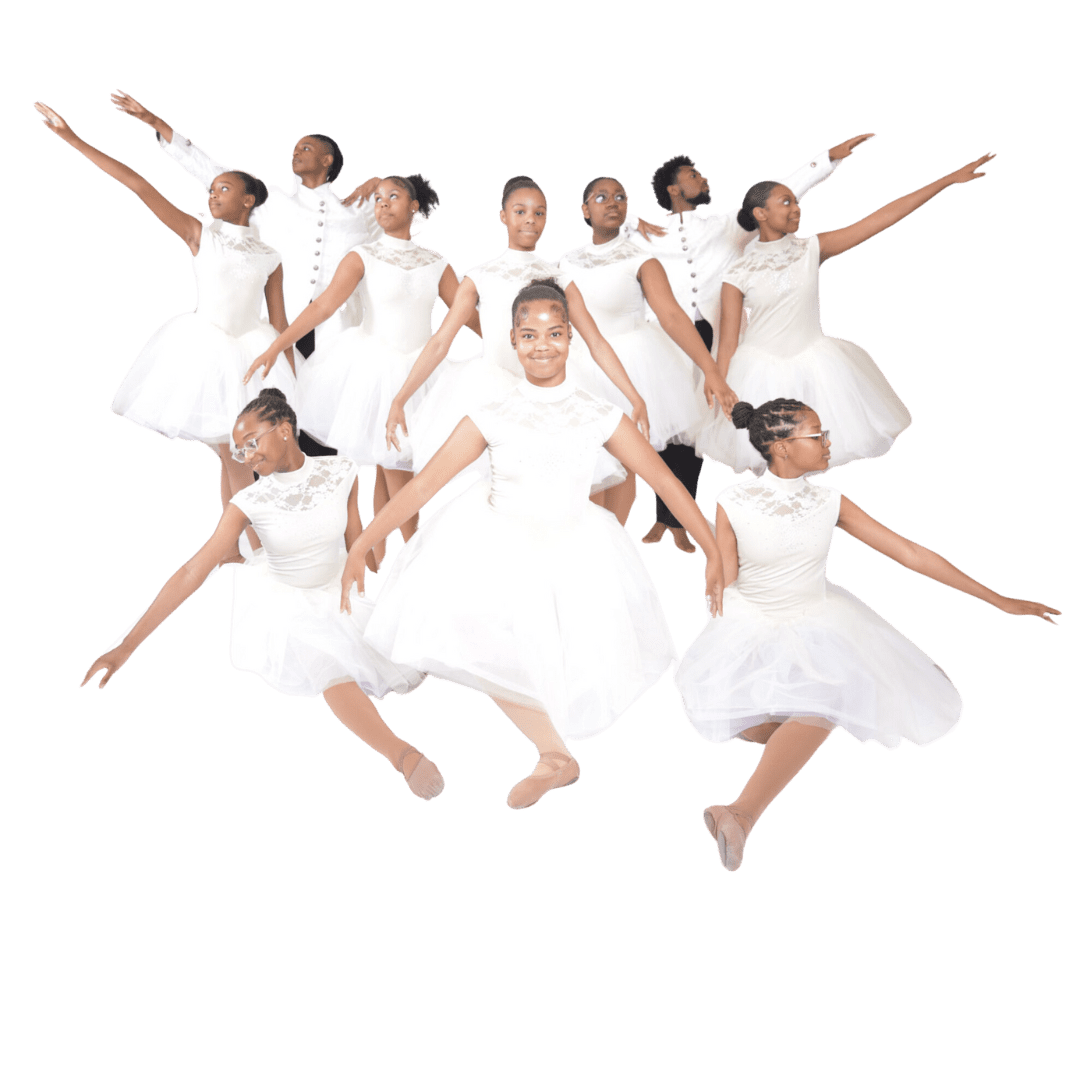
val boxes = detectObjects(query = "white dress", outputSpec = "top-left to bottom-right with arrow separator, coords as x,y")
694,234 -> 911,474
560,234 -> 707,450
112,219 -> 297,444
675,470 -> 961,747
364,381 -> 674,738
295,236 -> 447,470
229,454 -> 424,698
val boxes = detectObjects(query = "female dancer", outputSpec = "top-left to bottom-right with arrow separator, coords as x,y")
36,103 -> 296,555
561,176 -> 738,529
676,398 -> 1058,870
696,154 -> 994,474
245,174 -> 479,550
82,389 -> 442,800
384,176 -> 650,473
344,281 -> 723,808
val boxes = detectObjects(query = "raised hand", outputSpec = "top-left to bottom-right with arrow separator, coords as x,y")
828,133 -> 874,161
996,597 -> 1060,623
343,176 -> 382,207
111,91 -> 156,126
949,153 -> 995,184
34,102 -> 74,141
82,646 -> 131,688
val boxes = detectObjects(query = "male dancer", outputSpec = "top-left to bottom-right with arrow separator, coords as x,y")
635,134 -> 872,551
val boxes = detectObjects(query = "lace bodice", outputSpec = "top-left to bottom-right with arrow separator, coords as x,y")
353,236 -> 448,352
193,219 -> 282,337
469,381 -> 623,522
231,456 -> 357,587
560,235 -> 650,337
722,234 -> 822,354
467,250 -> 574,372
719,469 -> 840,618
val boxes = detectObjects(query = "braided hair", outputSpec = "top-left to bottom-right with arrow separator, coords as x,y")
731,398 -> 809,462
651,154 -> 693,211
511,277 -> 569,325
310,134 -> 344,183
383,173 -> 440,217
501,175 -> 544,207
237,388 -> 298,434
736,181 -> 780,232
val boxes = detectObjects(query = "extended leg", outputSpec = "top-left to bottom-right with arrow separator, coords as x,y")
652,443 -> 703,552
491,696 -> 577,809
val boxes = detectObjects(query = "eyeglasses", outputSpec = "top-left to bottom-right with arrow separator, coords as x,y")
782,430 -> 830,444
232,423 -> 279,462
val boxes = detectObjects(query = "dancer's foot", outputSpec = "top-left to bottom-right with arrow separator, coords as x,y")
703,805 -> 753,871
642,523 -> 667,544
671,527 -> 696,554
507,751 -> 580,809
397,746 -> 444,800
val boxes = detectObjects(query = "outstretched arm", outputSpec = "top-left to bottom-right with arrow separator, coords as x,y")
779,133 -> 873,203
564,283 -> 650,443
341,418 -> 487,609
81,506 -> 250,688
818,153 -> 994,260
246,252 -> 365,382
837,495 -> 1058,620
605,417 -> 724,615
639,258 -> 737,418
36,102 -> 201,251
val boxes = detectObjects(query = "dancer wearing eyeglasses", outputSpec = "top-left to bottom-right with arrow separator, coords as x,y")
82,389 -> 441,800
677,398 -> 1058,871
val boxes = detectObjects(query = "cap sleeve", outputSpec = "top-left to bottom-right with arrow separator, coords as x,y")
598,400 -> 625,442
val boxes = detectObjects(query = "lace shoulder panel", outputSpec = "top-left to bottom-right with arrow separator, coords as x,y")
723,235 -> 811,290
362,241 -> 445,271
472,386 -> 620,438
202,218 -> 280,260
561,238 -> 645,271
232,457 -> 357,514
471,254 -> 570,290
720,475 -> 837,521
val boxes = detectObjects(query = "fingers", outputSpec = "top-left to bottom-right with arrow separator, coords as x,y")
849,133 -> 875,147
81,660 -> 111,688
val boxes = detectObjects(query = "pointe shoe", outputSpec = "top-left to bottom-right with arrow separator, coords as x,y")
397,745 -> 444,800
507,751 -> 580,809
703,805 -> 748,871
641,523 -> 667,544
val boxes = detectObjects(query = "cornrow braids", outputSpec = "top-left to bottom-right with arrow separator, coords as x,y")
737,180 -> 780,232
731,397 -> 809,462
651,154 -> 693,211
511,277 -> 569,325
238,387 -> 298,434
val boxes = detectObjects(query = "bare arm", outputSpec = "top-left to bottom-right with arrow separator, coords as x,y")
81,506 -> 249,688
818,153 -> 994,261
439,265 -> 483,338
837,495 -> 1059,620
605,417 -> 724,615
261,264 -> 296,376
36,102 -> 201,252
564,283 -> 650,444
639,258 -> 737,419
342,418 -> 488,609
344,478 -> 380,573
341,176 -> 382,208
714,283 -> 745,383
714,503 -> 739,588
111,90 -> 174,143
246,252 -> 365,383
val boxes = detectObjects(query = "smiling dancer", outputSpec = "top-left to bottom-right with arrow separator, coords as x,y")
676,398 -> 1058,870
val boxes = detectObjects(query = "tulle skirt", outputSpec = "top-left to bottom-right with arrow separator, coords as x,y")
231,551 -> 425,698
675,582 -> 961,747
695,336 -> 910,473
112,313 -> 296,444
296,329 -> 439,471
364,481 -> 675,737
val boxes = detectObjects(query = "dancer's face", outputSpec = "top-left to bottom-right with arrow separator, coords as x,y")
291,137 -> 334,181
673,165 -> 711,207
510,300 -> 571,386
582,179 -> 628,231
232,413 -> 290,475
755,185 -> 801,234
772,409 -> 830,473
372,179 -> 419,234
208,174 -> 254,221
500,188 -> 547,250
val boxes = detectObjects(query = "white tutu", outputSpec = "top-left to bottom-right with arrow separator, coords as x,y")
112,313 -> 296,444
364,481 -> 673,737
296,328 -> 441,470
695,336 -> 910,473
676,582 -> 961,747
231,550 -> 425,698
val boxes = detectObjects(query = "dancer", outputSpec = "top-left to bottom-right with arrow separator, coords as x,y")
245,174 -> 479,550
384,176 -> 650,473
562,176 -> 738,527
638,135 -> 870,549
82,389 -> 442,800
697,153 -> 995,474
37,101 -> 296,559
345,281 -> 723,809
676,398 -> 1058,870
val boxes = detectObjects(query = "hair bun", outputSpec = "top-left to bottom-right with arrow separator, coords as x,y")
260,387 -> 288,402
736,207 -> 757,232
730,401 -> 756,429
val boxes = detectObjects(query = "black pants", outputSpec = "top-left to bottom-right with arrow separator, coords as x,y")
295,325 -> 338,458
654,318 -> 712,528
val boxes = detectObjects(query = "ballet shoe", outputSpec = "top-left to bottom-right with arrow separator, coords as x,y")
703,805 -> 748,871
397,745 -> 444,800
670,528 -> 696,554
641,523 -> 667,544
507,751 -> 580,809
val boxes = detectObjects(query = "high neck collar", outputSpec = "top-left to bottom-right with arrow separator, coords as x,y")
213,218 -> 255,238
517,377 -> 574,403
759,466 -> 811,492
755,231 -> 797,250
589,233 -> 626,253
266,453 -> 312,484
378,233 -> 416,250
502,247 -> 547,263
